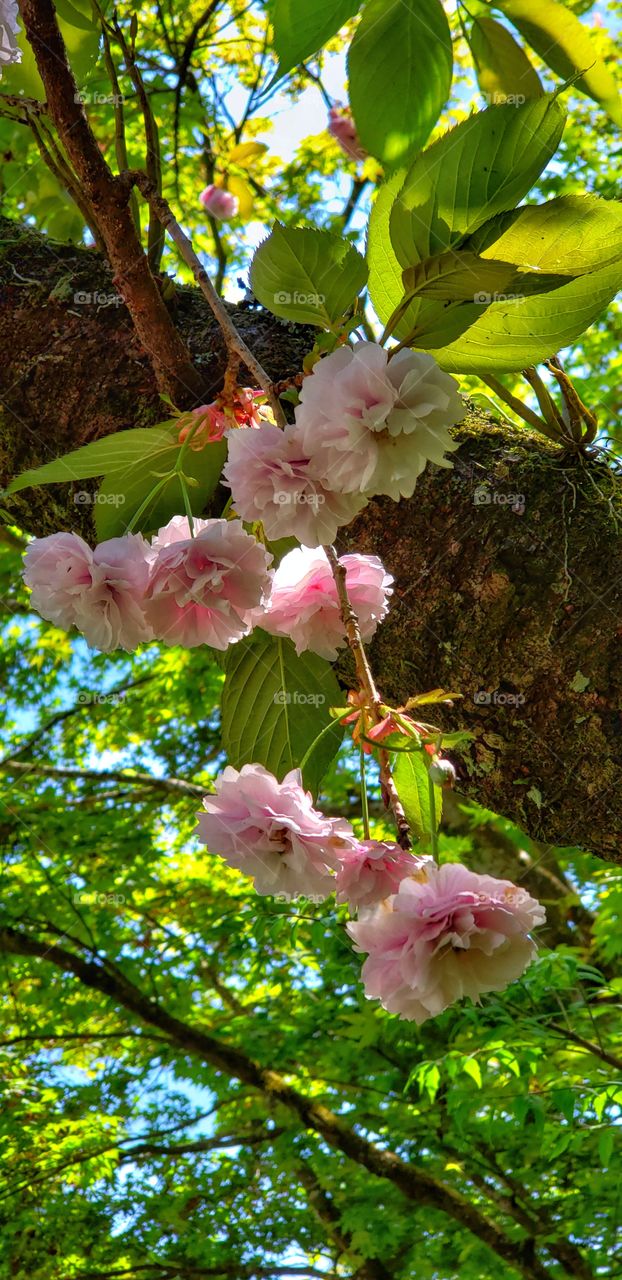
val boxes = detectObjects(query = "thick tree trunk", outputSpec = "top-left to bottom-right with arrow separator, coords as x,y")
2,216 -> 621,863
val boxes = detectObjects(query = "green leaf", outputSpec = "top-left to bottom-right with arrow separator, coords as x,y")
469,16 -> 543,104
250,223 -> 368,327
392,751 -> 442,842
598,1128 -> 614,1169
270,0 -> 360,78
7,424 -> 179,494
389,95 -> 566,270
221,630 -> 344,793
348,0 -> 452,170
367,169 -> 406,324
461,1058 -> 483,1087
95,440 -> 226,539
466,195 -> 622,274
426,259 -> 622,372
498,0 -> 622,125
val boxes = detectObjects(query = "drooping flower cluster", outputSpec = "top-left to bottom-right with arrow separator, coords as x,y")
0,0 -> 21,70
196,764 -> 545,1020
347,863 -> 545,1023
223,342 -> 463,542
24,516 -> 273,652
255,546 -> 392,660
199,185 -> 239,220
23,523 -> 390,660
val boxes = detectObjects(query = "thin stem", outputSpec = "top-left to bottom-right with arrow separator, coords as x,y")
125,170 -> 286,428
522,366 -> 567,438
323,544 -> 411,850
428,773 -> 438,861
360,744 -> 370,840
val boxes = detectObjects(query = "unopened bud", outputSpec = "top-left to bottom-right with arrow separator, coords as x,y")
327,106 -> 367,161
199,185 -> 239,220
429,759 -> 457,787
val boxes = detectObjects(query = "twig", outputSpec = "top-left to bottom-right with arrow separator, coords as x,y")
323,545 -> 411,849
125,169 -> 286,426
111,17 -> 165,270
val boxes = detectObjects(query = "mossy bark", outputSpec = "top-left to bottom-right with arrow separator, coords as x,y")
2,217 -> 621,863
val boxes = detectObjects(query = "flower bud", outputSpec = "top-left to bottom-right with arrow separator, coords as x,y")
327,106 -> 366,161
428,759 -> 457,787
199,185 -> 239,220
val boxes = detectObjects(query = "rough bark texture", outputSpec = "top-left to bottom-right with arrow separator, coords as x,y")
1,216 -> 621,863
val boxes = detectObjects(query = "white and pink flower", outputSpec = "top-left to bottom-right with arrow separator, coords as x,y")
223,422 -> 366,546
0,0 -> 22,69
347,862 -> 545,1023
254,545 -> 392,660
295,342 -> 463,500
23,530 -> 153,651
144,515 -> 273,649
196,763 -> 358,897
335,841 -> 426,909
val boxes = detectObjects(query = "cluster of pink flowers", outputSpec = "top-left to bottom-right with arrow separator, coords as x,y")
23,524 -> 391,660
24,516 -> 273,652
196,763 -> 545,1020
223,342 -> 463,544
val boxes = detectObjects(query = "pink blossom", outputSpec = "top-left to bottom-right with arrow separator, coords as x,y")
335,842 -> 426,909
179,404 -> 229,447
223,422 -> 366,546
23,531 -> 153,651
199,185 -> 239,220
328,106 -> 366,161
0,0 -> 22,69
347,862 -> 545,1023
196,763 -> 358,897
295,342 -> 463,500
144,516 -> 273,649
254,546 -> 392,660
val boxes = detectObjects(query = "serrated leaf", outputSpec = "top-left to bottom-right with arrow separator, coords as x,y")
367,169 -> 406,324
467,195 -> 622,274
348,0 -> 452,170
498,0 -> 622,125
389,96 -> 566,271
8,424 -> 178,494
95,440 -> 226,539
250,223 -> 367,327
426,259 -> 622,372
470,15 -> 543,104
392,751 -> 442,841
270,0 -> 360,79
221,630 -> 344,793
